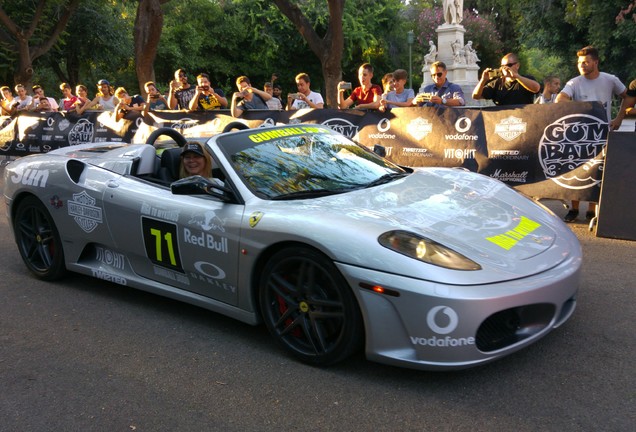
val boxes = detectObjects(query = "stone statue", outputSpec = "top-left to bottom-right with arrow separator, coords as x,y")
443,0 -> 463,25
451,39 -> 464,64
422,40 -> 437,70
463,40 -> 479,65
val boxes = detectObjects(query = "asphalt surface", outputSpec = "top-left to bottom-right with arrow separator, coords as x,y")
0,161 -> 634,431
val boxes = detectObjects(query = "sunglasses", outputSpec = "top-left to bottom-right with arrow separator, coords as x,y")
502,62 -> 518,67
431,72 -> 444,77
179,74 -> 187,78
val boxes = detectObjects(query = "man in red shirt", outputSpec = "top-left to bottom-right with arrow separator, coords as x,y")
338,63 -> 382,110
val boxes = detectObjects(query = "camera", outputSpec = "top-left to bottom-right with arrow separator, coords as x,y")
150,94 -> 158,99
290,93 -> 302,100
488,68 -> 503,80
200,85 -> 210,91
339,82 -> 352,90
416,92 -> 433,101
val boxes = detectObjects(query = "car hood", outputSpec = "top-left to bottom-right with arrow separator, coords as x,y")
269,168 -> 580,284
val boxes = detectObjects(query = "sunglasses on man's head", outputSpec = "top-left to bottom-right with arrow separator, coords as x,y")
431,72 -> 444,77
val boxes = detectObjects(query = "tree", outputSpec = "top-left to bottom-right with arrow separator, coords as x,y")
0,0 -> 80,87
271,0 -> 345,108
134,0 -> 170,96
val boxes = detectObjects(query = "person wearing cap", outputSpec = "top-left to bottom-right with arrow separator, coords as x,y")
179,141 -> 212,179
80,79 -> 119,112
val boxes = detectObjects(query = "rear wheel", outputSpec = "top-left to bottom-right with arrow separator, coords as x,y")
14,196 -> 66,280
259,247 -> 363,366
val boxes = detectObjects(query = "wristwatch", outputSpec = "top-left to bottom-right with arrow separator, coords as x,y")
441,97 -> 447,105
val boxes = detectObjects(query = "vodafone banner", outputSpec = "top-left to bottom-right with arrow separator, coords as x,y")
0,102 -> 612,202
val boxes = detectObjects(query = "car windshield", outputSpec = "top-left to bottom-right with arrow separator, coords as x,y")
222,127 -> 406,199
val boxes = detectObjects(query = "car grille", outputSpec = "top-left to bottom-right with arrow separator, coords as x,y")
476,303 -> 556,352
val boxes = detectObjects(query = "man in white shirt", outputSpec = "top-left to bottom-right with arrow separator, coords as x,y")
287,73 -> 324,110
556,45 -> 627,223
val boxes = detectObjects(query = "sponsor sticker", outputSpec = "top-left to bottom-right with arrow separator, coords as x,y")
486,216 -> 541,250
68,191 -> 103,233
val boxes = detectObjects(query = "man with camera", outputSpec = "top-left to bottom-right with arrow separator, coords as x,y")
472,53 -> 540,105
189,73 -> 227,111
337,63 -> 383,110
413,61 -> 465,107
231,75 -> 272,118
287,73 -> 324,110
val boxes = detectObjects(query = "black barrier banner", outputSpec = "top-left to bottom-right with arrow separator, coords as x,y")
0,102 -> 616,202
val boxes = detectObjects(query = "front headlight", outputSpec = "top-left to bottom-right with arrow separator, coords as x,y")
378,230 -> 481,271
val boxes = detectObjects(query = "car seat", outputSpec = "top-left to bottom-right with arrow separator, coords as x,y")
157,148 -> 183,183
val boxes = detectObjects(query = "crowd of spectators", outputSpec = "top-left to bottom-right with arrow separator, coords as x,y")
2,46 -> 633,124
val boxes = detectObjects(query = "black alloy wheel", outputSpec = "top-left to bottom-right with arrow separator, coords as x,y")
259,246 -> 363,366
14,196 -> 66,280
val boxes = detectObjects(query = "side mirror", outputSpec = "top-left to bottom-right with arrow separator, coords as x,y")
373,144 -> 386,157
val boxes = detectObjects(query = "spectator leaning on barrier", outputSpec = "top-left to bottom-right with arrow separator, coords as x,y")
534,76 -> 561,104
272,83 -> 284,105
1,86 -> 16,116
189,73 -> 227,111
114,87 -> 145,121
414,61 -> 465,107
143,81 -> 168,113
73,85 -> 90,112
59,83 -> 79,111
383,69 -> 415,109
231,76 -> 271,118
473,53 -> 540,105
81,79 -> 119,112
13,84 -> 32,112
168,68 -> 196,110
264,82 -> 283,110
287,73 -> 324,110
338,63 -> 383,110
28,85 -> 59,111
556,45 -> 627,223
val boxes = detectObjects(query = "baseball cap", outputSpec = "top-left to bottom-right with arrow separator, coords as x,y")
97,79 -> 110,85
181,142 -> 205,157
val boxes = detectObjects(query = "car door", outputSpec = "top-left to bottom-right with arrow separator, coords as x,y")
102,176 -> 243,306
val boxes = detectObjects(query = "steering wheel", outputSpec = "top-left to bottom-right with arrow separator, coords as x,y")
145,127 -> 188,148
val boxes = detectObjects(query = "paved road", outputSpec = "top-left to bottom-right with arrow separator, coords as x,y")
0,163 -> 634,431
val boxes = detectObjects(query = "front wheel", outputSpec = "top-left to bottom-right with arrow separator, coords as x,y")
259,247 -> 363,366
14,196 -> 67,280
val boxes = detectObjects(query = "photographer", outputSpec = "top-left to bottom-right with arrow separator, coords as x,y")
472,53 -> 540,105
230,76 -> 271,118
188,73 -> 227,111
414,61 -> 465,107
287,73 -> 324,110
143,81 -> 168,112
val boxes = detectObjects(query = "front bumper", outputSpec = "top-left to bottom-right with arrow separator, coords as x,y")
337,251 -> 581,371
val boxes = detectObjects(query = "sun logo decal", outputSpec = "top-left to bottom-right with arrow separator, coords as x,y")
249,211 -> 264,228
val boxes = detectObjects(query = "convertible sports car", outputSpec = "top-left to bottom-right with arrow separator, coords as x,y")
3,123 -> 581,370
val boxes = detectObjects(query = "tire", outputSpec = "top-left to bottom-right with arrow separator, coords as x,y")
14,196 -> 67,281
146,127 -> 188,147
259,246 -> 363,366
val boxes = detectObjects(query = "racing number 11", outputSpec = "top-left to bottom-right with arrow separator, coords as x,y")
150,228 -> 177,266
142,217 -> 183,272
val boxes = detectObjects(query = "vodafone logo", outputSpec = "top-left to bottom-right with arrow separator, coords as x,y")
426,306 -> 459,334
